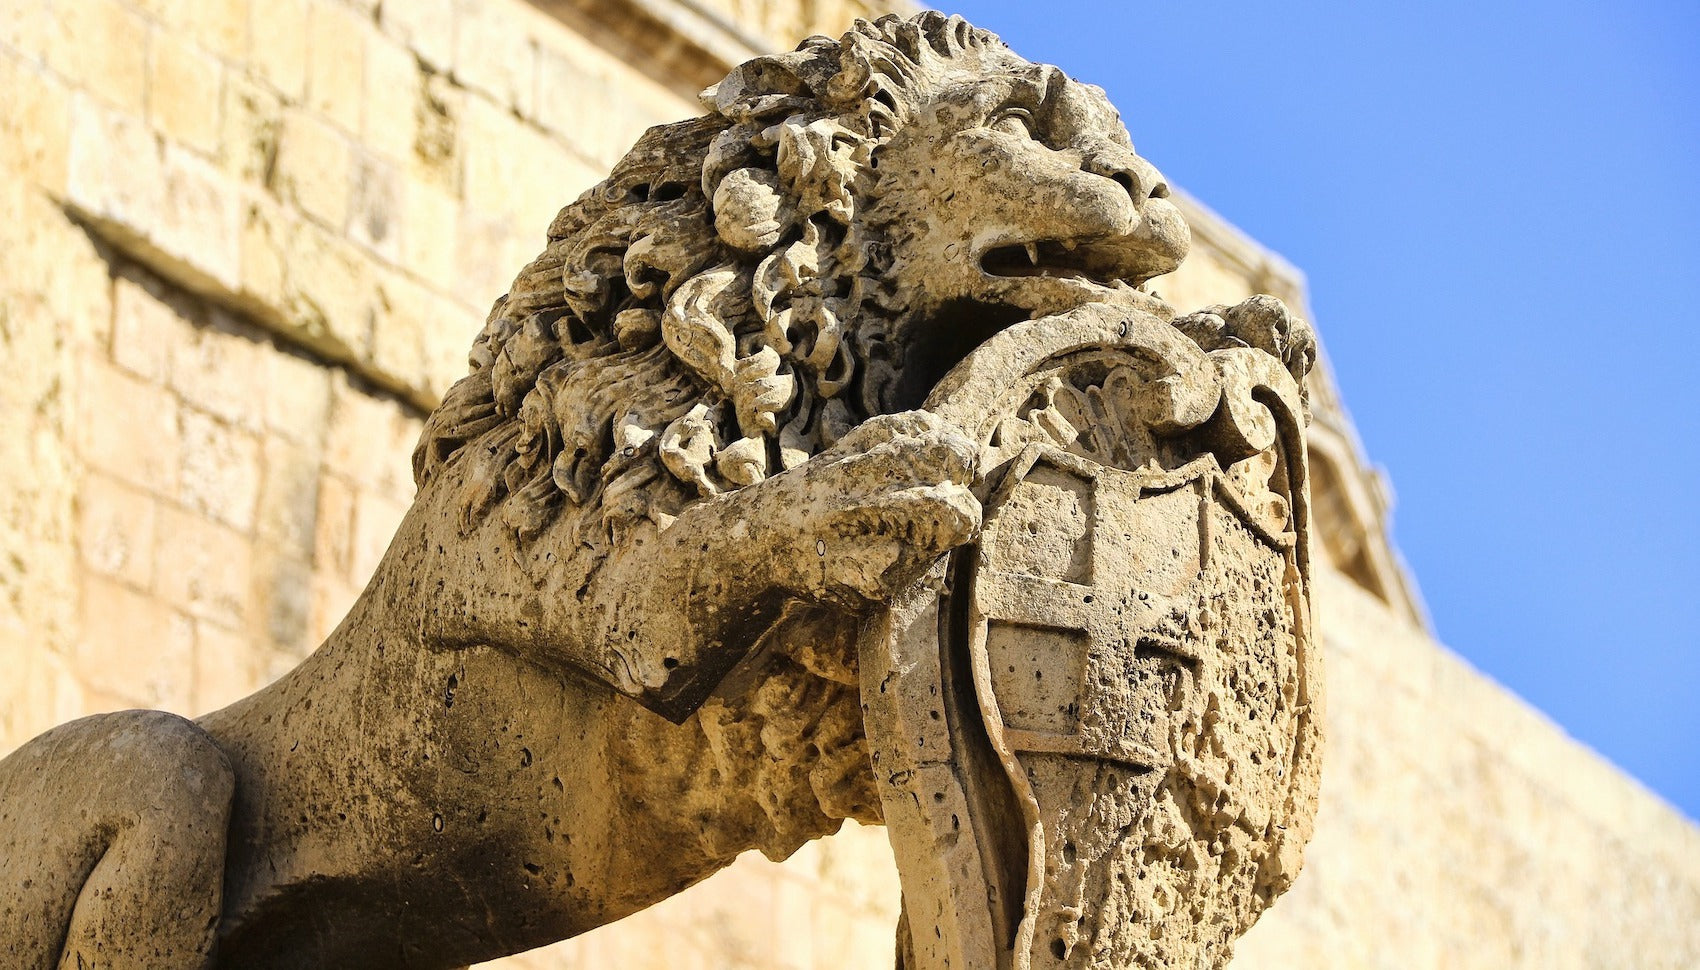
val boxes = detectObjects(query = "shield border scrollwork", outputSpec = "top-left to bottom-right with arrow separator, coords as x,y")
860,302 -> 1320,970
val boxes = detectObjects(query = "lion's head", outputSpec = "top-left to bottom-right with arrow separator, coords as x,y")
412,12 -> 1189,549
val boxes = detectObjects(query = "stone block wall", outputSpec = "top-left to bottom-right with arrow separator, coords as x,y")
1,1 -> 1696,968
0,0 -> 710,748
44,261 -> 422,718
1233,574 -> 1700,970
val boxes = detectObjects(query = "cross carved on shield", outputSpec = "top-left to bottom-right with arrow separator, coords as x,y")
969,444 -> 1227,776
865,303 -> 1319,970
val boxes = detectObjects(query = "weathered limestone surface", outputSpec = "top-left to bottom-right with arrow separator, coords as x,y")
1232,571 -> 1700,969
519,572 -> 1700,970
0,0 -> 1695,968
2,11 -> 1320,966
0,0 -> 721,752
863,299 -> 1318,969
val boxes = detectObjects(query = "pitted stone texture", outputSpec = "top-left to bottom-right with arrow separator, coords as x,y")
0,12 -> 1311,969
862,301 -> 1316,970
5,1 -> 1697,968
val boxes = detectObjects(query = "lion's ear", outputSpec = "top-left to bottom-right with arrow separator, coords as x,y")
703,53 -> 809,122
703,45 -> 836,124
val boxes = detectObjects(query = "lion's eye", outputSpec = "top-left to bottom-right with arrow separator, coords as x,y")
988,109 -> 1035,139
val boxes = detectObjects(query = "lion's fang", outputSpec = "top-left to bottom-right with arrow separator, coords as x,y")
1024,242 -> 1040,265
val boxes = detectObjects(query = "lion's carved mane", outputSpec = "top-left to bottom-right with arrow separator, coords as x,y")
414,14 -> 1019,550
401,14 -> 1041,863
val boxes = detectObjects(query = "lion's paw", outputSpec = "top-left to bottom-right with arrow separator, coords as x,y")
759,411 -> 982,608
826,411 -> 978,484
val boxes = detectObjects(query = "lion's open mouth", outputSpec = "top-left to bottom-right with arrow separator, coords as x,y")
980,238 -> 1148,288
889,236 -> 1179,410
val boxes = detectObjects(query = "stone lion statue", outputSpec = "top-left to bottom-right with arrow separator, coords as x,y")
0,12 -> 1315,968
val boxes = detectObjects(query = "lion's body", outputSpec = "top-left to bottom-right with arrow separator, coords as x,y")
2,543 -> 874,968
0,13 -> 1217,967
196,619 -> 745,966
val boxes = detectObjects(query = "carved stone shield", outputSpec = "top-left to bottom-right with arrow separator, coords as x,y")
861,301 -> 1320,970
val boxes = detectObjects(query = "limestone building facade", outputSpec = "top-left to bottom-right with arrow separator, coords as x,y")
0,0 -> 1694,966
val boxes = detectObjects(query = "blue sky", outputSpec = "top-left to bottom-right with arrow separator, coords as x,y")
944,0 -> 1700,821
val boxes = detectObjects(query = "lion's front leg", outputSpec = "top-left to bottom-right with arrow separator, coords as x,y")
0,710 -> 233,970
596,410 -> 982,719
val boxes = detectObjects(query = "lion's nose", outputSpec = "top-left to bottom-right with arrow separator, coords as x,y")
1084,149 -> 1170,206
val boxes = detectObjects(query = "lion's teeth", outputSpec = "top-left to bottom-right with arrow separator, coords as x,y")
1062,239 -> 1077,252
1024,242 -> 1040,265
